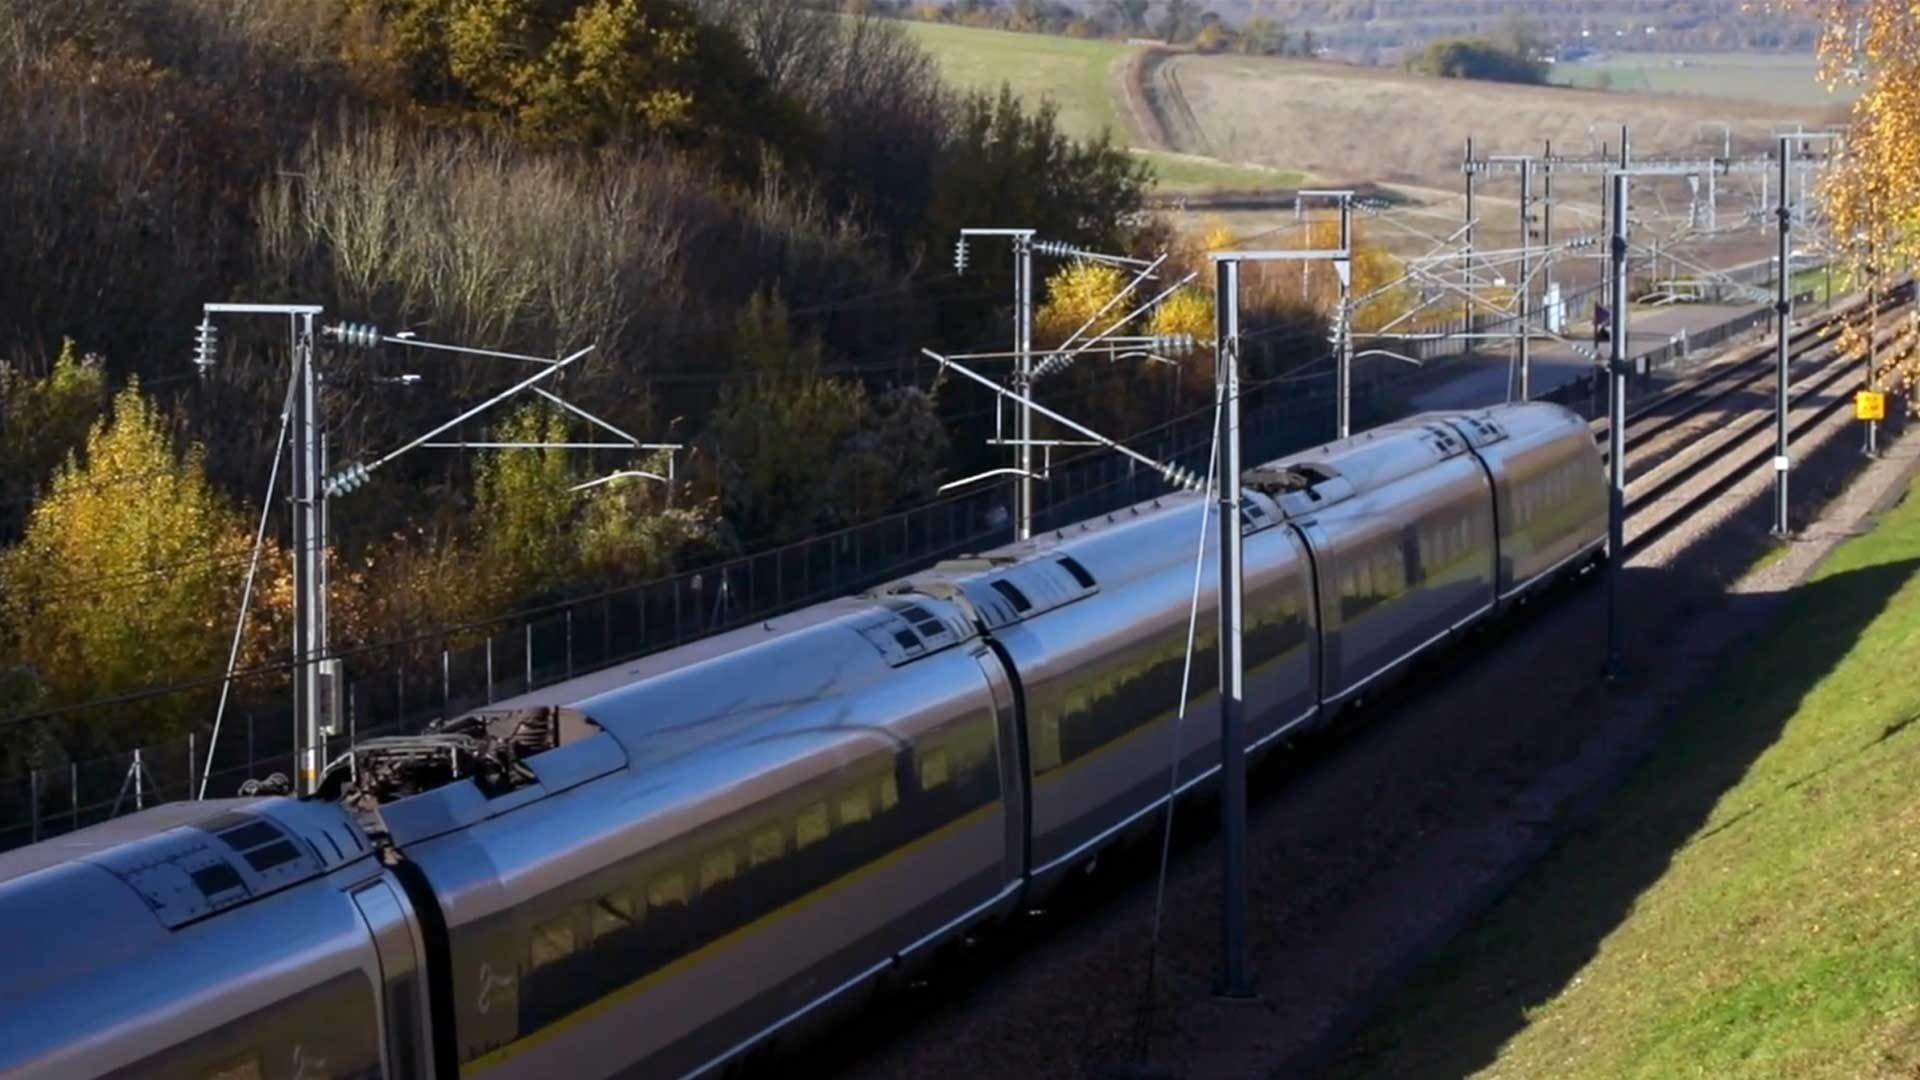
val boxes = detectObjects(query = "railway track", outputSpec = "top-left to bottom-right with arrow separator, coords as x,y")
1594,284 -> 1908,461
1620,307 -> 1913,555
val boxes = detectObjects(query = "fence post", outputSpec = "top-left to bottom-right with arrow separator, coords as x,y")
29,769 -> 39,843
442,649 -> 451,716
486,635 -> 495,704
133,747 -> 144,810
525,622 -> 534,689
565,608 -> 574,679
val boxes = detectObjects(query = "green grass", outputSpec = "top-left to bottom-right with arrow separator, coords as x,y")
1791,265 -> 1847,308
900,22 -> 1305,193
1133,150 -> 1305,193
1333,479 -> 1920,1079
1549,51 -> 1854,108
899,22 -> 1136,144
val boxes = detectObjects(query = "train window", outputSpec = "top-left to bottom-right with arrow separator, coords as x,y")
204,1054 -> 264,1080
878,772 -> 899,811
700,848 -> 738,890
749,827 -> 784,868
592,890 -> 636,940
530,915 -> 576,970
648,872 -> 688,909
989,580 -> 1032,613
796,803 -> 829,849
838,787 -> 872,826
920,748 -> 951,791
1057,556 -> 1097,589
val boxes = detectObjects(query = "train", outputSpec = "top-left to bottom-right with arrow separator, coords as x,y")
0,400 -> 1607,1080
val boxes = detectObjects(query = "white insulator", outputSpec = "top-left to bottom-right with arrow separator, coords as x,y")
325,322 -> 382,349
192,317 -> 219,373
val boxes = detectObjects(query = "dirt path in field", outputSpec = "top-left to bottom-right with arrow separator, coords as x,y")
1141,50 -> 1211,159
1114,47 -> 1169,151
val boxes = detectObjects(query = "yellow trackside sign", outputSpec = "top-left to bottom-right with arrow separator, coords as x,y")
1856,390 -> 1887,422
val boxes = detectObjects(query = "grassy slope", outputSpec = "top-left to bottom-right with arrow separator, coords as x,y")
1334,480 -> 1920,1078
1549,52 -> 1854,109
899,23 -> 1302,193
898,22 -> 1134,144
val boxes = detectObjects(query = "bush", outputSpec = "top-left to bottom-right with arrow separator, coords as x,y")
1407,37 -> 1546,85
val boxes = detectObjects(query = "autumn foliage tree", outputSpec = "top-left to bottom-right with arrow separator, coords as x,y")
1773,0 -> 1920,402
697,293 -> 949,543
345,0 -> 808,168
0,340 -> 106,544
0,382 -> 279,755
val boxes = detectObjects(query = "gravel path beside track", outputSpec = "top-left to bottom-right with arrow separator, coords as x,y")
805,324 -> 1915,1080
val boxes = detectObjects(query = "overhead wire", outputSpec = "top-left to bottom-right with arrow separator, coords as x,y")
201,359 -> 297,798
0,359 -> 1304,732
1131,374 -> 1222,1066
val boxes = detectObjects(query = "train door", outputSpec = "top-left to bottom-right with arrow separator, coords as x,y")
350,879 -> 435,1080
973,647 -> 1028,887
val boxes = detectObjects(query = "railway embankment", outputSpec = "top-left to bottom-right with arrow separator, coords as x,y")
1333,427 -> 1920,1079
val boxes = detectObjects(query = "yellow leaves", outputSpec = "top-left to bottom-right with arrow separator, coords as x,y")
1801,0 -> 1920,279
1148,286 -> 1214,341
1036,260 -> 1130,347
1200,217 -> 1237,253
474,402 -> 580,594
0,379 -> 268,745
394,0 -> 715,145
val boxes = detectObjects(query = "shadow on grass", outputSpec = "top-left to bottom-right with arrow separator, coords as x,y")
1328,553 -> 1920,1079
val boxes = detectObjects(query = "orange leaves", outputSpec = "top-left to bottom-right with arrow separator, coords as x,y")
1787,0 -> 1920,279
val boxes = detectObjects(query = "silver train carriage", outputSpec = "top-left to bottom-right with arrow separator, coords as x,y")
0,402 -> 1603,1080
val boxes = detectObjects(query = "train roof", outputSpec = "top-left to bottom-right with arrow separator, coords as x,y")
349,588 -> 990,844
0,797 -> 372,930
327,400 -> 1589,837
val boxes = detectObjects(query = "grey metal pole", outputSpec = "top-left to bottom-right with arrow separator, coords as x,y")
1867,278 -> 1879,456
1519,158 -> 1533,401
1707,165 -> 1718,233
1015,235 -> 1035,541
1337,196 -> 1354,437
1464,138 -> 1476,354
1542,139 -> 1554,267
293,311 -> 325,796
1773,137 -> 1793,537
1606,173 -> 1630,680
1866,217 -> 1879,457
1214,256 -> 1254,1000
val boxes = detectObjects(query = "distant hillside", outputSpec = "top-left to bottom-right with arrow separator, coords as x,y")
1130,51 -> 1843,192
902,18 -> 1844,197
893,2 -> 1820,53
